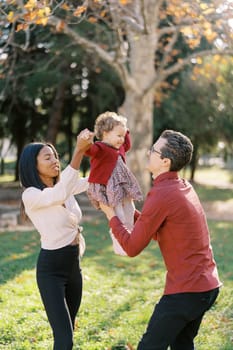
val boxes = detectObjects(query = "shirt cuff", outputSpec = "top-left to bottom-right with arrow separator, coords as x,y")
109,216 -> 120,229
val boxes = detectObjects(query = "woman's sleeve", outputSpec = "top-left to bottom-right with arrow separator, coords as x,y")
23,166 -> 87,210
73,176 -> 89,194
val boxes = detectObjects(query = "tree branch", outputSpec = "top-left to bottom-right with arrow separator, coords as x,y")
143,48 -> 233,96
48,16 -> 138,92
159,30 -> 179,72
158,11 -> 233,39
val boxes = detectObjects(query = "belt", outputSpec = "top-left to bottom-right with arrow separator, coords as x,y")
70,226 -> 83,246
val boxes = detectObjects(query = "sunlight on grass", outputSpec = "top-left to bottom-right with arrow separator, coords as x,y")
194,166 -> 233,185
0,166 -> 233,349
0,218 -> 233,349
180,165 -> 233,186
0,174 -> 15,183
0,269 -> 51,350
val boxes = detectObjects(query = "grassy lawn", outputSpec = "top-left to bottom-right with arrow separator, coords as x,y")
0,218 -> 233,350
0,166 -> 233,349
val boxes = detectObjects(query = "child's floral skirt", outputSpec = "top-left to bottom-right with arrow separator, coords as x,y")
87,156 -> 143,209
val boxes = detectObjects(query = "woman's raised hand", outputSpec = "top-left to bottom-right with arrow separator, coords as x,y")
77,129 -> 94,152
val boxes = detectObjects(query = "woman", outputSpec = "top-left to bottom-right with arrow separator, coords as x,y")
19,129 -> 93,350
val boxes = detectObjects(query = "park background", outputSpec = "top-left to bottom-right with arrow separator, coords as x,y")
0,1 -> 233,349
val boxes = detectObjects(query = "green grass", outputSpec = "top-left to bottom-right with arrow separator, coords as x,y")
0,174 -> 15,182
194,166 -> 233,185
0,218 -> 233,350
192,166 -> 233,202
0,165 -> 233,349
180,166 -> 233,202
193,183 -> 233,202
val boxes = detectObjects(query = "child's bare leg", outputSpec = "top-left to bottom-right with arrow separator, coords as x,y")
109,199 -> 135,256
121,198 -> 135,230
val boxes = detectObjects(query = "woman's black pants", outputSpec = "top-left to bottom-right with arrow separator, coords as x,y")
36,244 -> 82,350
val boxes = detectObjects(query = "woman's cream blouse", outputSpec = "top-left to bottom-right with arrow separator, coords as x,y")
22,165 -> 88,249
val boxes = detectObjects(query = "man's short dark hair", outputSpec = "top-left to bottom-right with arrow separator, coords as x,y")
160,130 -> 193,171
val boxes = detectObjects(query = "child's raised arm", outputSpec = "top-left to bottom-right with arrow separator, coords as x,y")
123,130 -> 131,152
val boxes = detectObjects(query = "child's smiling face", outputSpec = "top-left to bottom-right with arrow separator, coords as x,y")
102,124 -> 127,149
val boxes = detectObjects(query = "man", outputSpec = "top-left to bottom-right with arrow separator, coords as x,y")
100,130 -> 222,350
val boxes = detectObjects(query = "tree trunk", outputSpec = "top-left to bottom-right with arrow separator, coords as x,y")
119,3 -> 158,195
15,137 -> 26,181
119,90 -> 154,196
189,143 -> 199,182
0,158 -> 4,175
46,80 -> 66,144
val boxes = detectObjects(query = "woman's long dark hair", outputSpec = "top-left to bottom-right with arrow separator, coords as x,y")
19,142 -> 60,189
18,142 -> 60,220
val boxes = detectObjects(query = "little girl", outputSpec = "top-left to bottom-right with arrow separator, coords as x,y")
85,111 -> 143,256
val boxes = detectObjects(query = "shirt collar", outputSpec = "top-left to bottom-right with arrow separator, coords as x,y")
153,171 -> 178,185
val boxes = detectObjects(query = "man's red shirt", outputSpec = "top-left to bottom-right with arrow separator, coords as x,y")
110,171 -> 222,295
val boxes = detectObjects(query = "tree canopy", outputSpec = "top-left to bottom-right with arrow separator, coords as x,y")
1,0 -> 233,190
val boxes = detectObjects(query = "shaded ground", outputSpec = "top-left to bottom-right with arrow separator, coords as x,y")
0,180 -> 232,231
194,177 -> 233,221
0,185 -> 104,230
202,200 -> 232,221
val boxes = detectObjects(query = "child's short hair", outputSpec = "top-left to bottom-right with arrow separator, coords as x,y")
94,111 -> 127,140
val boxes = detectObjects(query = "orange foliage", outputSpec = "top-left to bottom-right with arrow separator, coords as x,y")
4,0 -> 232,60
120,0 -> 132,4
88,16 -> 98,23
16,23 -> 29,32
74,6 -> 87,17
7,0 -> 51,27
191,55 -> 232,83
7,11 -> 15,23
56,20 -> 66,32
160,0 -> 221,50
24,0 -> 37,10
61,3 -> 70,11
